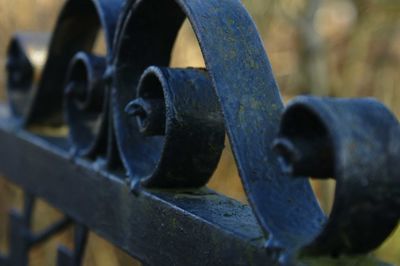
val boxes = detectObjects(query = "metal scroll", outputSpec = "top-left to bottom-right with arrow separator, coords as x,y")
4,0 -> 399,263
274,96 -> 400,256
6,0 -> 124,164
110,0 -> 324,259
64,52 -> 108,157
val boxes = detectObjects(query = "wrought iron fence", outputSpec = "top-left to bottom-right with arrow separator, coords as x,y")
0,0 -> 398,265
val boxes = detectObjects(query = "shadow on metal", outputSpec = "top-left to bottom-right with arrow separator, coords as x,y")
274,96 -> 400,257
1,0 -> 399,265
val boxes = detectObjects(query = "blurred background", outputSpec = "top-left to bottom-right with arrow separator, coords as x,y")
0,0 -> 399,265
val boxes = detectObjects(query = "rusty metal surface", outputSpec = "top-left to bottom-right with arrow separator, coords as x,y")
1,0 -> 399,265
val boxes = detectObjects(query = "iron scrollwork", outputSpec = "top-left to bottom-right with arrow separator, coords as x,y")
110,2 -> 324,261
2,0 -> 399,264
274,97 -> 400,257
124,66 -> 225,189
64,52 -> 108,158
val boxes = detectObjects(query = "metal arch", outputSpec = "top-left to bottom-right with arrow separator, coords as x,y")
111,0 -> 325,255
274,96 -> 400,256
6,0 -> 123,126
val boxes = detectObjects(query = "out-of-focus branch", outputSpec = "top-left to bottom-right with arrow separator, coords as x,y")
278,0 -> 329,96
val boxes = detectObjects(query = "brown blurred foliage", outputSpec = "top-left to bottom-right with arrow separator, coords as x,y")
0,0 -> 399,265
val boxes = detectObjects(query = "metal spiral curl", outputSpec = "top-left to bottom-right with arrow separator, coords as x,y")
124,66 -> 225,189
6,0 -> 123,126
5,0 -> 124,168
274,96 -> 400,257
111,0 -> 324,258
64,52 -> 108,157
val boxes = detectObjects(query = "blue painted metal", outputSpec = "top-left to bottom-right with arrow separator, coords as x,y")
111,1 -> 325,259
124,66 -> 225,188
1,0 -> 398,265
64,52 -> 108,158
6,0 -> 123,126
274,97 -> 400,256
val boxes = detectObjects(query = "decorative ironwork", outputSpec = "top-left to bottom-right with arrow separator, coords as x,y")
0,0 -> 398,265
0,194 -> 71,266
274,97 -> 400,257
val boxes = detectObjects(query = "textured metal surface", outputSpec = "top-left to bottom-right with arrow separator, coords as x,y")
274,96 -> 400,257
124,66 -> 225,188
64,52 -> 108,157
6,0 -> 123,125
1,0 -> 399,265
0,194 -> 72,266
0,114 -> 273,266
111,2 -> 325,260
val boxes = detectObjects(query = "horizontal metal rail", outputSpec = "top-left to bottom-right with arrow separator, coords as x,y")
0,105 -> 272,266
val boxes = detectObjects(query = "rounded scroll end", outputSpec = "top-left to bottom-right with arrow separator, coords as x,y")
274,96 -> 400,258
121,66 -> 225,188
64,52 -> 107,157
273,98 -> 335,179
125,97 -> 166,137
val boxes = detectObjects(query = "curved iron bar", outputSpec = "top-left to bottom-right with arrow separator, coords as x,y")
124,66 -> 225,189
6,0 -> 123,127
64,52 -> 108,157
5,0 -> 124,168
111,0 -> 325,258
4,0 -> 399,263
274,96 -> 400,257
